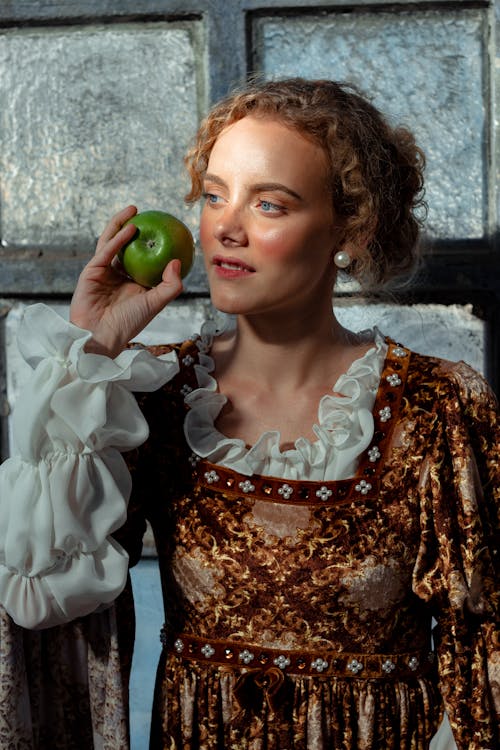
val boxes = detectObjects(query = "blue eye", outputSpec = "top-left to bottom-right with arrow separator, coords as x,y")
203,192 -> 221,205
260,200 -> 281,213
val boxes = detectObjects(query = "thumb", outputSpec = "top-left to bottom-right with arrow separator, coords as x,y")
145,258 -> 183,313
162,258 -> 183,286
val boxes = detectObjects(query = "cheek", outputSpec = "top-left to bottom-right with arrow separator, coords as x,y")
257,223 -> 331,266
255,227 -> 303,259
199,208 -> 213,252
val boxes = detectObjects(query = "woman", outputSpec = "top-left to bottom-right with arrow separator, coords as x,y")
0,78 -> 498,749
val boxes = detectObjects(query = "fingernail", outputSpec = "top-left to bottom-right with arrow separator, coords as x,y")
165,258 -> 181,281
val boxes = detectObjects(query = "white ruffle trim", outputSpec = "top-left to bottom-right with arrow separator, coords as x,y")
184,324 -> 387,481
0,304 -> 179,628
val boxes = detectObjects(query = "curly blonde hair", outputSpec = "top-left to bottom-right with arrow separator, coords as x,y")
184,78 -> 426,288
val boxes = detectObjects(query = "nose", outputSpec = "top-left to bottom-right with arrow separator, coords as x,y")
213,204 -> 248,247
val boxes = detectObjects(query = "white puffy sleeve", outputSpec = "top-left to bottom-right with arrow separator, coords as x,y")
0,304 -> 179,629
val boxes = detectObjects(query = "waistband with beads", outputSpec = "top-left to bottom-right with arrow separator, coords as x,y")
161,629 -> 435,680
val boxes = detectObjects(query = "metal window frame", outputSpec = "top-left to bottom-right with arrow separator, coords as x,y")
0,0 -> 498,391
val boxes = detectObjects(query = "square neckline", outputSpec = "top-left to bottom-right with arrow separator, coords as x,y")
182,336 -> 412,505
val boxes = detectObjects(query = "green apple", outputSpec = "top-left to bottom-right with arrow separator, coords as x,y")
118,210 -> 195,288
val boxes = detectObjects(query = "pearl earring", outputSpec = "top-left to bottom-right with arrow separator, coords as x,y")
333,250 -> 351,269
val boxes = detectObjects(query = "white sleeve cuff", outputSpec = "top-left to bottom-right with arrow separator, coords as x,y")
0,537 -> 128,629
0,303 -> 178,628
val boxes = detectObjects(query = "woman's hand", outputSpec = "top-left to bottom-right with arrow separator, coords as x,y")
70,205 -> 184,358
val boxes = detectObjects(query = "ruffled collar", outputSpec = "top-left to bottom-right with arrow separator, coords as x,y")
183,323 -> 387,481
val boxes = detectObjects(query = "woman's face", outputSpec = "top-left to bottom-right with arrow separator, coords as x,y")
199,115 -> 340,320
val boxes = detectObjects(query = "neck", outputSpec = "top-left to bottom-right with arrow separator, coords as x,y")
216,304 -> 356,391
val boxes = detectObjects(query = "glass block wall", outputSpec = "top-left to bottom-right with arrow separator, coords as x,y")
253,8 -> 488,240
0,4 -> 498,748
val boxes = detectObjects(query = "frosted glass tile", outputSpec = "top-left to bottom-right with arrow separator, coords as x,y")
495,4 -> 500,226
255,9 -> 487,240
5,298 -> 486,428
4,298 -> 215,453
0,23 -> 201,249
335,301 -> 486,374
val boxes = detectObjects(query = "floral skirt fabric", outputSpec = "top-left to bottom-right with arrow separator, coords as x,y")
0,581 -> 134,750
149,651 -> 443,750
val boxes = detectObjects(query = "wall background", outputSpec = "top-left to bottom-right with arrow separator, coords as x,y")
1,0 -> 500,447
1,2 -> 498,748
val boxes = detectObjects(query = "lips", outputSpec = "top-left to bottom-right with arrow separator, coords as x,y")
213,255 -> 255,274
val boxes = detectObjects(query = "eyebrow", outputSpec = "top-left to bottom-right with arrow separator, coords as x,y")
203,173 -> 303,201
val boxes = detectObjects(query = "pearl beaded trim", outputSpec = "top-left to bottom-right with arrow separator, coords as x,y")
161,629 -> 435,680
180,337 -> 411,505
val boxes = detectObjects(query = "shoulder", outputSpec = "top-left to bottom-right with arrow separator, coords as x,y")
402,347 -> 497,406
397,348 -> 499,448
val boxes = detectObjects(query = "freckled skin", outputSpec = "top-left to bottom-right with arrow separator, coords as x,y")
197,115 -> 373,449
199,116 -> 339,321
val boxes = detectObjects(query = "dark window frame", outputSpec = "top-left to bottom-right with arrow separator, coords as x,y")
0,0 -> 497,390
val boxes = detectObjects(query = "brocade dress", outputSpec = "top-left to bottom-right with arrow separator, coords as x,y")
0,304 -> 498,750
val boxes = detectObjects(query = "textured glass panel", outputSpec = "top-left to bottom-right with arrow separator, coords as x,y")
336,302 -> 486,374
6,299 -> 486,415
496,1 -> 500,225
5,297 -> 215,450
255,10 -> 487,239
0,23 -> 201,250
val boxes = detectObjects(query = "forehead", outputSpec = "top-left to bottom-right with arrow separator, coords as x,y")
207,115 -> 329,186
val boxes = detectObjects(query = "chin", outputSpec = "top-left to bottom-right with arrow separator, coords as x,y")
208,287 -> 247,315
210,295 -> 246,315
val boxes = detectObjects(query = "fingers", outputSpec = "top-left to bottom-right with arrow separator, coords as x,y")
93,206 -> 138,266
162,258 -> 182,286
158,258 -> 184,299
144,259 -> 184,316
97,205 -> 137,249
